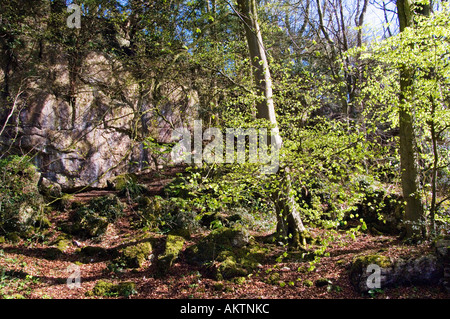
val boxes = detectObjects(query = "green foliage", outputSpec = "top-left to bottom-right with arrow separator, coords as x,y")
351,6 -> 450,236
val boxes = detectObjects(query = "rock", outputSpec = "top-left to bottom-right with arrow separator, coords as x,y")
394,254 -> 443,286
156,235 -> 185,275
350,253 -> 444,293
349,254 -> 394,293
184,227 -> 264,280
108,174 -> 138,191
185,227 -> 250,265
88,280 -> 137,298
38,177 -> 62,200
68,194 -> 123,238
435,238 -> 450,262
117,241 -> 153,268
353,179 -> 405,235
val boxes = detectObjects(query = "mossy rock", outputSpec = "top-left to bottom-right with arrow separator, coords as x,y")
35,215 -> 52,229
55,194 -> 74,211
200,212 -> 228,228
0,156 -> 46,236
233,276 -> 246,285
349,254 -> 393,292
69,195 -> 123,238
215,252 -> 248,280
184,227 -> 249,266
89,280 -> 137,298
156,235 -> 185,275
54,238 -> 71,253
187,228 -> 266,281
117,241 -> 153,268
109,174 -> 138,192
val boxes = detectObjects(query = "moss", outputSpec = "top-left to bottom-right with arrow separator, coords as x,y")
213,282 -> 225,291
303,280 -> 313,287
267,272 -> 281,285
351,254 -> 392,273
185,228 -> 265,281
156,235 -> 185,275
118,241 -> 152,268
216,254 -> 248,280
91,280 -> 116,296
117,282 -> 137,298
233,276 -> 246,285
89,280 -> 137,298
349,253 -> 393,289
111,174 -> 138,192
55,239 -> 71,252
35,215 -> 52,229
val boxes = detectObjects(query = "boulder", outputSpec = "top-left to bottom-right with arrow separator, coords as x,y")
156,235 -> 185,275
38,177 -> 62,200
88,280 -> 137,298
0,156 -> 46,236
66,194 -> 124,238
117,241 -> 153,268
184,227 -> 267,280
350,253 -> 444,293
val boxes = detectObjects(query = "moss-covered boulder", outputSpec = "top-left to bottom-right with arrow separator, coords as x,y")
185,227 -> 266,280
351,253 -> 445,293
349,254 -> 393,292
67,194 -> 123,238
117,241 -> 153,268
108,173 -> 138,192
156,235 -> 185,275
0,156 -> 47,237
184,227 -> 250,266
88,280 -> 137,298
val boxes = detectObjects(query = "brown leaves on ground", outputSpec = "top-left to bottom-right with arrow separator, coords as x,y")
0,216 -> 448,299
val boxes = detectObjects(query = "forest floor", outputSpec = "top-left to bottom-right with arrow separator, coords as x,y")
0,170 -> 449,300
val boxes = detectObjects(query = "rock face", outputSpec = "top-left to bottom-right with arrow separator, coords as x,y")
1,39 -> 198,191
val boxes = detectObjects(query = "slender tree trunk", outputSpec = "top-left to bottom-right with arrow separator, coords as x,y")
396,0 -> 428,240
236,0 -> 308,246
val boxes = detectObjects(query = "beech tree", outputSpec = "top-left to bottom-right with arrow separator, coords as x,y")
235,0 -> 308,246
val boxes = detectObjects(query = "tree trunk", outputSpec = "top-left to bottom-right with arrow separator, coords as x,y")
236,0 -> 307,246
396,0 -> 428,240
